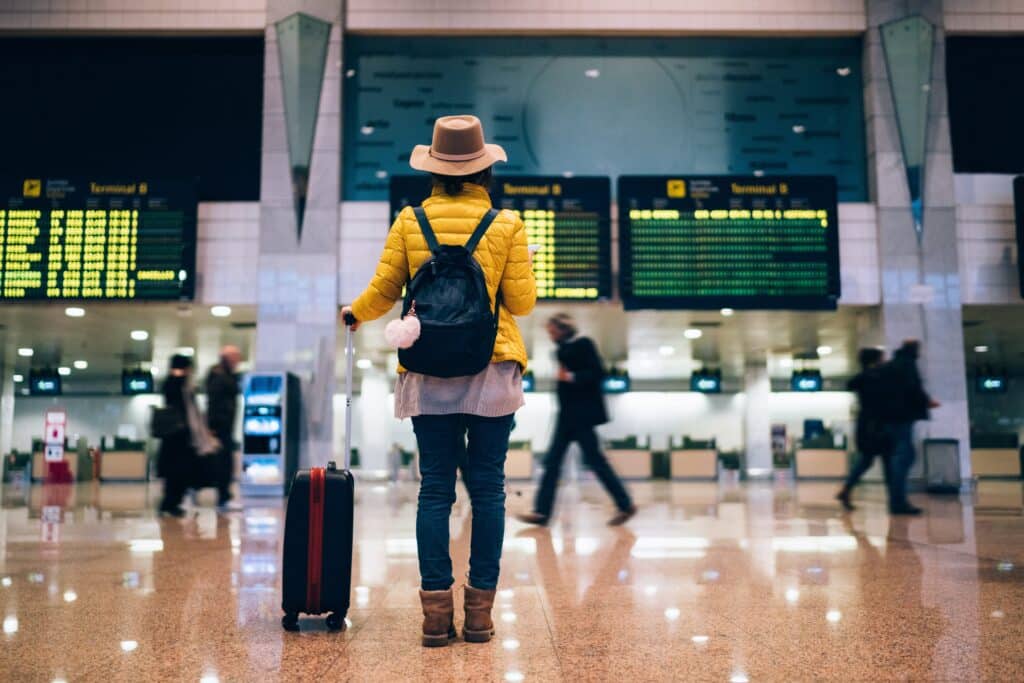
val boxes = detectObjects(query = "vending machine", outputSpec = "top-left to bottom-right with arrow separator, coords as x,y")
240,373 -> 301,497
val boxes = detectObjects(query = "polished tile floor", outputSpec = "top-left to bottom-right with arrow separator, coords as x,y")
2,477 -> 1024,682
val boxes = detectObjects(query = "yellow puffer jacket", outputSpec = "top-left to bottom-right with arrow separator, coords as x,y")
350,183 -> 537,371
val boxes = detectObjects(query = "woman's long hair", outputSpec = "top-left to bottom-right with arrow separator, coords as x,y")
430,166 -> 493,196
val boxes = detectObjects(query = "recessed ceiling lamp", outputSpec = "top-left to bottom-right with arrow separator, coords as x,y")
684,329 -> 703,340
130,330 -> 149,341
210,305 -> 232,318
65,307 -> 85,318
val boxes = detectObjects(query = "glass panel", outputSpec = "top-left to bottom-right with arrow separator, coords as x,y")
275,12 -> 331,235
881,16 -> 935,235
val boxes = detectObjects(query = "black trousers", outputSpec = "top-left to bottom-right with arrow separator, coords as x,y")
534,419 -> 633,518
213,431 -> 234,504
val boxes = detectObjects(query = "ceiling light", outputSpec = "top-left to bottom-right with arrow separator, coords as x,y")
58,367 -> 71,376
974,345 -> 989,353
73,361 -> 88,370
684,328 -> 702,340
64,307 -> 85,318
12,375 -> 23,383
720,308 -> 734,316
360,125 -> 374,135
836,66 -> 851,76
792,124 -> 806,134
753,169 -> 765,177
130,330 -> 149,341
210,305 -> 232,318
17,348 -> 33,357
356,359 -> 373,370
585,68 -> 600,78
658,346 -> 675,357
816,345 -> 833,356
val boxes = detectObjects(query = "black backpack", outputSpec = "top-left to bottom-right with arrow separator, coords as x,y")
398,206 -> 500,378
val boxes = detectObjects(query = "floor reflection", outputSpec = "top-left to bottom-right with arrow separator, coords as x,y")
1,479 -> 1022,680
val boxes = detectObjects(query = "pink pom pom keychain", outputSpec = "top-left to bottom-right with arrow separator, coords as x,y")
384,300 -> 422,350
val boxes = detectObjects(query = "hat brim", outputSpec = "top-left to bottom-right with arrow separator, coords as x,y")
409,143 -> 507,175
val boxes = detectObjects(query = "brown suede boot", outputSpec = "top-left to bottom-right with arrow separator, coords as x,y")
419,589 -> 456,647
463,585 -> 496,643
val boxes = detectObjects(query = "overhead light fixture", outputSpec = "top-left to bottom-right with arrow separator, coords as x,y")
12,374 -> 24,383
684,328 -> 702,340
17,348 -> 33,357
64,307 -> 85,318
210,305 -> 232,318
73,360 -> 88,370
584,68 -> 600,78
130,330 -> 149,341
658,345 -> 675,357
792,125 -> 806,134
58,367 -> 71,376
974,345 -> 989,353
720,308 -> 734,316
816,345 -> 833,356
356,359 -> 373,370
836,66 -> 851,77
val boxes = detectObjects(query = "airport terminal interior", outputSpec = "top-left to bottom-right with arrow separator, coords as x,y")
2,0 -> 1024,681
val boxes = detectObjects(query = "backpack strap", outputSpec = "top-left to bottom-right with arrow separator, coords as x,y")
464,208 -> 500,255
412,206 -> 440,253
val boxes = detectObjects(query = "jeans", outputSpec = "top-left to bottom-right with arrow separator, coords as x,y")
844,451 -> 887,489
885,421 -> 916,510
412,413 -> 513,592
534,418 -> 633,518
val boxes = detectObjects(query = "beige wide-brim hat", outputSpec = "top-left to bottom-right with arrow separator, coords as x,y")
409,114 -> 507,176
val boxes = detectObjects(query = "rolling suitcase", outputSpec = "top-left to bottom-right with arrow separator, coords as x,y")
280,317 -> 358,631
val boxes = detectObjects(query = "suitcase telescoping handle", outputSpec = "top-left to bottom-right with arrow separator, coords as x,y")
342,312 -> 357,471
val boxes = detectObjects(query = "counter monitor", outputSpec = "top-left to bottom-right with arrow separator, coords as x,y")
0,178 -> 197,301
390,175 -> 612,301
619,176 -> 840,310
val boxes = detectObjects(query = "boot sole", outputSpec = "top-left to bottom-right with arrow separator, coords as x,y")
422,631 -> 457,647
463,628 -> 495,643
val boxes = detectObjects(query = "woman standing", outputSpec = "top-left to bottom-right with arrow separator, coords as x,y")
342,115 -> 536,647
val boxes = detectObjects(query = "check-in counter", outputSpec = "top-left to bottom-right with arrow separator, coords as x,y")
970,448 -> 1022,479
670,449 -> 719,480
606,449 -> 652,479
32,451 -> 79,482
100,450 -> 150,482
505,442 -> 534,480
795,448 -> 848,479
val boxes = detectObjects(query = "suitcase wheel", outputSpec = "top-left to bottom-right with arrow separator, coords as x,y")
326,611 -> 346,631
282,613 -> 300,632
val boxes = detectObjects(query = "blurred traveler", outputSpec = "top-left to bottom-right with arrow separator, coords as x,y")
878,340 -> 940,516
341,115 -> 536,647
518,313 -> 637,528
156,354 -> 219,517
206,345 -> 243,512
837,347 -> 888,511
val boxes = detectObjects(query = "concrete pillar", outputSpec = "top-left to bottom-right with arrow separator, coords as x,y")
256,1 -> 343,468
743,361 -> 772,478
864,0 -> 971,482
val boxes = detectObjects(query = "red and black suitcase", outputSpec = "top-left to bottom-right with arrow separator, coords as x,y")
280,318 -> 358,632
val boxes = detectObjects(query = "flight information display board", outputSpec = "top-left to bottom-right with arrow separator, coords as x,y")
390,175 -> 612,301
1015,175 -> 1023,298
0,178 -> 197,301
618,175 -> 840,310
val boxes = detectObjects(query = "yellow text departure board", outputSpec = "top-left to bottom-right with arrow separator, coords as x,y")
0,178 -> 197,301
619,176 -> 840,310
389,176 -> 612,301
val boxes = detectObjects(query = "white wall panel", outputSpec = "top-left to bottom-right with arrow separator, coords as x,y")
0,0 -> 264,31
954,174 -> 1020,305
196,202 -> 260,305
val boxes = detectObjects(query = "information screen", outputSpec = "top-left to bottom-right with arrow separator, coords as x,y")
1015,175 -> 1023,298
390,175 -> 612,301
618,176 -> 840,310
0,178 -> 197,301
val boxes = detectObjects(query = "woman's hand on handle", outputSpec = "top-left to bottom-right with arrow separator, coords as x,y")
341,306 -> 360,331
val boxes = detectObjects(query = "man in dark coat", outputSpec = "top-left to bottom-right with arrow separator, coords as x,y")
205,345 -> 242,511
518,313 -> 636,527
877,340 -> 938,516
837,347 -> 888,511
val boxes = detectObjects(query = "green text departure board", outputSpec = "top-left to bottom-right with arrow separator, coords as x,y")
618,176 -> 840,310
0,178 -> 197,301
390,176 -> 612,301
